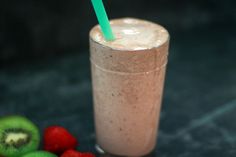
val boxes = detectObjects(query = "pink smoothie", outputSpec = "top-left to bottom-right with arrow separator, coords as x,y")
90,18 -> 169,156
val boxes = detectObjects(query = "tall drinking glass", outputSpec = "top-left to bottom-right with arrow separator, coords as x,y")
90,18 -> 169,156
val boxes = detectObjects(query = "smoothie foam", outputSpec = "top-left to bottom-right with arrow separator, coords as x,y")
90,18 -> 169,50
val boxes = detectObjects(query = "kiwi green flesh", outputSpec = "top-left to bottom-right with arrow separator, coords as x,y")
0,116 -> 40,157
21,151 -> 57,157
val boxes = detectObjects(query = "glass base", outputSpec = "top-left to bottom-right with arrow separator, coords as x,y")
95,144 -> 106,154
95,144 -> 156,157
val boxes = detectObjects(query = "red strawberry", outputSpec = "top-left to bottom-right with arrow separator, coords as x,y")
43,126 -> 78,155
61,150 -> 81,157
61,150 -> 95,157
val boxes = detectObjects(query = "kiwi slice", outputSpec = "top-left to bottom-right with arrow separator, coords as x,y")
0,116 -> 40,157
21,151 -> 57,157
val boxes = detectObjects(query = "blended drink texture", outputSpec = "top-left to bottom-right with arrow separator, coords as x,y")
90,18 -> 169,156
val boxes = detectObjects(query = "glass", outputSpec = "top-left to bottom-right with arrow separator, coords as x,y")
89,18 -> 169,156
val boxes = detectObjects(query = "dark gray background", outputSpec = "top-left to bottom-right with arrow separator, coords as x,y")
1,0 -> 236,156
0,0 -> 235,62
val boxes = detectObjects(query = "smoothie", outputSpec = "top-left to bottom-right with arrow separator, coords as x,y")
90,18 -> 169,156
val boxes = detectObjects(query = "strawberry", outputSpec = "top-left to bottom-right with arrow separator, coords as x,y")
61,150 -> 81,157
61,150 -> 95,157
43,126 -> 78,155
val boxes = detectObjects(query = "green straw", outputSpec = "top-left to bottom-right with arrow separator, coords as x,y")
91,0 -> 115,41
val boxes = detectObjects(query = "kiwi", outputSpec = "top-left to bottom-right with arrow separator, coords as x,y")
0,116 -> 40,157
21,151 -> 57,157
